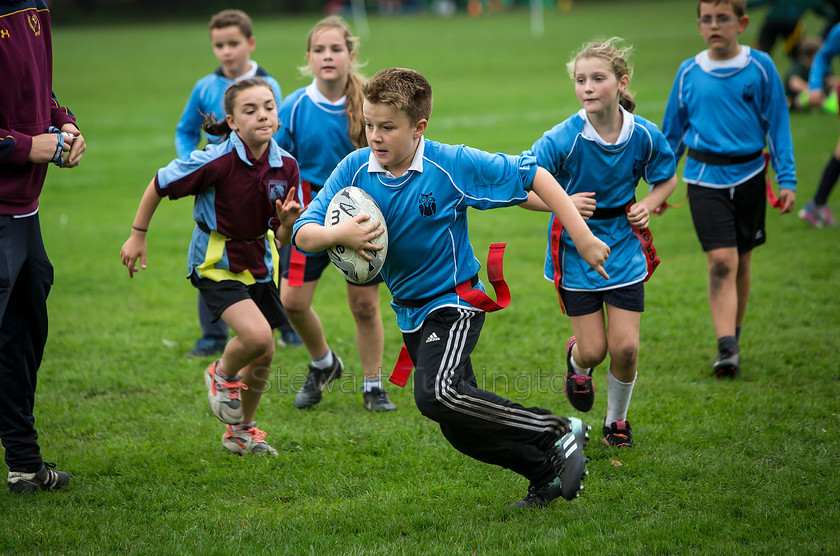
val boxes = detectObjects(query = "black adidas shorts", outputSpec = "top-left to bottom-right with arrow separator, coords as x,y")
687,171 -> 767,253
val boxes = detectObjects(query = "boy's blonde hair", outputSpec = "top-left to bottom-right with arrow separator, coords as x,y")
567,38 -> 636,113
208,9 -> 253,38
697,0 -> 746,17
300,16 -> 367,149
363,68 -> 433,124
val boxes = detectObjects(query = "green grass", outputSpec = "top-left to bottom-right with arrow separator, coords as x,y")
2,1 -> 839,553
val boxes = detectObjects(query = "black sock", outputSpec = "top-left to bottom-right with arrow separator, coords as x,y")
815,156 -> 840,206
717,335 -> 738,354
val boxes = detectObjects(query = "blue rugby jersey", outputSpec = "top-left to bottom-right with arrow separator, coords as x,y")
276,82 -> 357,193
662,47 -> 796,191
292,138 -> 537,332
174,62 -> 283,160
527,108 -> 676,291
155,132 -> 299,284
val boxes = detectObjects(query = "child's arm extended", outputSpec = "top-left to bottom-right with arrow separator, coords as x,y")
521,190 -> 597,220
627,175 -> 677,229
294,215 -> 384,261
530,167 -> 610,280
120,179 -> 163,278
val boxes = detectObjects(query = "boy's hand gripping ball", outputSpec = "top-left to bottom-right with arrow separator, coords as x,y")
324,186 -> 388,284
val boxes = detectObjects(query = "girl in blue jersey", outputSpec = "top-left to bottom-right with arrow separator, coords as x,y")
120,77 -> 302,456
528,39 -> 677,448
294,67 -> 611,509
276,16 -> 396,412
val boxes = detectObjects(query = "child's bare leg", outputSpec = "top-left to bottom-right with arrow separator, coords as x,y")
280,277 -> 329,360
568,310 -> 608,369
735,251 -> 752,330
238,353 -> 273,424
604,306 -> 640,383
347,283 -> 384,381
217,300 -> 275,379
706,246 -> 739,339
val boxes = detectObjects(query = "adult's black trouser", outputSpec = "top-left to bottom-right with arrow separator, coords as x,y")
0,214 -> 52,473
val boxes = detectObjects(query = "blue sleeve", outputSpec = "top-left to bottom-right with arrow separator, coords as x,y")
451,146 -> 536,209
644,124 -> 677,186
290,152 -> 349,252
810,24 -> 840,91
175,80 -> 206,161
661,64 -> 689,160
761,58 -> 797,189
528,125 -> 566,177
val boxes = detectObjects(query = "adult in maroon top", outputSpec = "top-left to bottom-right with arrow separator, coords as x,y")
0,0 -> 86,492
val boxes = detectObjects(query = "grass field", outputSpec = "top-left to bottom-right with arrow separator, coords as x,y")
2,1 -> 839,553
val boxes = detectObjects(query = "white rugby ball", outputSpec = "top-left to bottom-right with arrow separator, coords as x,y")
324,186 -> 388,284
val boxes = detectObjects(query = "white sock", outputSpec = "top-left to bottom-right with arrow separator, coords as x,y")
310,348 -> 335,370
570,353 -> 592,376
605,370 -> 636,426
363,379 -> 381,393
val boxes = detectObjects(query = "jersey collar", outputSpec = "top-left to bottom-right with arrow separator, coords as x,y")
696,46 -> 751,72
367,137 -> 425,176
305,80 -> 346,106
579,106 -> 633,146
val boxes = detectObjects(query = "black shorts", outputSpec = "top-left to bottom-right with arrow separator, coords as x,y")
559,282 -> 645,317
189,273 -> 288,329
687,172 -> 767,253
279,243 -> 384,286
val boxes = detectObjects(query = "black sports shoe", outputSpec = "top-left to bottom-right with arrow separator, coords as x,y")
294,355 -> 344,409
713,349 -> 740,378
509,477 -> 565,509
363,387 -> 397,412
602,419 -> 634,448
564,337 -> 594,412
8,462 -> 69,494
546,416 -> 589,501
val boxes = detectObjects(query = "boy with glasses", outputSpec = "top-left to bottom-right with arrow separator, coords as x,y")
662,0 -> 797,378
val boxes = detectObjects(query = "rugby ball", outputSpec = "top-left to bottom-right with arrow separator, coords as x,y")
324,186 -> 388,284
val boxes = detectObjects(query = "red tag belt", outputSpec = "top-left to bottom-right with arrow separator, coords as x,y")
389,243 -> 510,387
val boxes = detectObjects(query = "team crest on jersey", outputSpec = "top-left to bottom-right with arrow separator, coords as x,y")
632,159 -> 644,179
742,84 -> 755,104
419,193 -> 436,217
268,180 -> 288,202
28,11 -> 41,37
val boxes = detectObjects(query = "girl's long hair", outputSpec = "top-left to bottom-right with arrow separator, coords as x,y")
300,16 -> 367,148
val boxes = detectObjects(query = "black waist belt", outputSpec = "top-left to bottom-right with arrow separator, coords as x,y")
392,275 -> 479,309
590,205 -> 628,220
687,148 -> 763,166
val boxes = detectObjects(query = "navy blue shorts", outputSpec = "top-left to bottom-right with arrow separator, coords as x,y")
279,244 -> 384,286
189,273 -> 288,329
559,282 -> 645,317
687,171 -> 767,253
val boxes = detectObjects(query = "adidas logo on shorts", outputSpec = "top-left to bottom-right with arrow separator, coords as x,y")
426,332 -> 441,343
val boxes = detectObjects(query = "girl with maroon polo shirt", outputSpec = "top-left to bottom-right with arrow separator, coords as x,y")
120,77 -> 301,456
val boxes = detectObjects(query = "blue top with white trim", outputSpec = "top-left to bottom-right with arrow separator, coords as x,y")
527,108 -> 675,291
292,138 -> 537,332
175,63 -> 283,160
275,82 -> 356,191
662,47 -> 796,191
